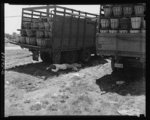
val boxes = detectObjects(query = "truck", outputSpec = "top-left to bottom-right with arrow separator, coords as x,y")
96,3 -> 146,69
9,5 -> 98,64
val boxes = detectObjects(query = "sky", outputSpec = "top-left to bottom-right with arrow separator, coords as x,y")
5,4 -> 100,34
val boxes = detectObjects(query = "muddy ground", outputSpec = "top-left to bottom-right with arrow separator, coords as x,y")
4,45 -> 145,116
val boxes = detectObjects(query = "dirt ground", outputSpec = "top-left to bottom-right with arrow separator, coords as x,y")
4,45 -> 145,116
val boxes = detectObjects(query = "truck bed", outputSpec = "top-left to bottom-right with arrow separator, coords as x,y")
96,33 -> 145,59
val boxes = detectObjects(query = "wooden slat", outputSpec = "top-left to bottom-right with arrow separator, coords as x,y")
23,5 -> 98,17
61,8 -> 66,50
54,10 -> 94,19
68,10 -> 73,49
51,5 -> 98,16
76,11 -> 80,49
83,13 -> 87,48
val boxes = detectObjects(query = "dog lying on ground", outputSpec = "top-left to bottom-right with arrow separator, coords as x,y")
46,63 -> 82,72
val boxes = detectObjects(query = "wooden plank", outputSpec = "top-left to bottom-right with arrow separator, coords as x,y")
76,11 -> 80,49
52,7 -> 56,51
61,8 -> 66,50
22,17 -> 32,21
62,16 -> 70,49
70,16 -> 78,49
68,10 -> 73,49
83,13 -> 87,49
23,12 -> 32,16
55,10 -> 94,19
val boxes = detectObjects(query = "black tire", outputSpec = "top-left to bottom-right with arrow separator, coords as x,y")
40,51 -> 52,63
80,49 -> 91,62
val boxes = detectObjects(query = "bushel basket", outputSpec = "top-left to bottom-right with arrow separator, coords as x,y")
131,17 -> 142,29
134,4 -> 145,16
100,19 -> 110,29
44,31 -> 52,38
103,5 -> 112,17
21,30 -> 27,36
38,22 -> 45,29
119,18 -> 130,29
26,30 -> 36,37
123,5 -> 133,16
31,22 -> 38,29
112,5 -> 122,17
36,38 -> 51,47
44,22 -> 50,30
19,36 -> 26,44
26,37 -> 37,45
110,18 -> 119,29
14,36 -> 20,43
36,31 -> 44,38
23,22 -> 31,29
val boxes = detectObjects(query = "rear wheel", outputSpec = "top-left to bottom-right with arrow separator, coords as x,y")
40,51 -> 52,63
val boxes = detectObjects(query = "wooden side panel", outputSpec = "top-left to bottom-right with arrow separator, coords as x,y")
96,33 -> 146,57
53,15 -> 63,49
70,17 -> 78,49
117,34 -> 145,53
62,16 -> 71,49
53,15 -> 97,51
78,19 -> 84,49
97,34 -> 117,51
85,21 -> 96,47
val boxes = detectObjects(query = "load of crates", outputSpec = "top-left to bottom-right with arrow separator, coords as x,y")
99,3 -> 145,33
18,17 -> 53,47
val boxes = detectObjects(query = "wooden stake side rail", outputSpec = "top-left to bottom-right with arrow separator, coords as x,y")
23,11 -> 54,17
54,10 -> 97,19
23,5 -> 98,17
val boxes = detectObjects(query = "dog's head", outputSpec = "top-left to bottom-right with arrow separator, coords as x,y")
46,64 -> 56,71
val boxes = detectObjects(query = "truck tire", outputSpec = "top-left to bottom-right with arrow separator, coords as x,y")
40,51 -> 52,63
80,49 -> 91,62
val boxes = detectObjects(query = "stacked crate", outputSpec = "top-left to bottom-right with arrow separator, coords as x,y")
99,3 -> 145,33
20,17 -> 53,47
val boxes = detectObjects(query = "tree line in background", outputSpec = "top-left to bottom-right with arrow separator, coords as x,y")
5,32 -> 20,43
